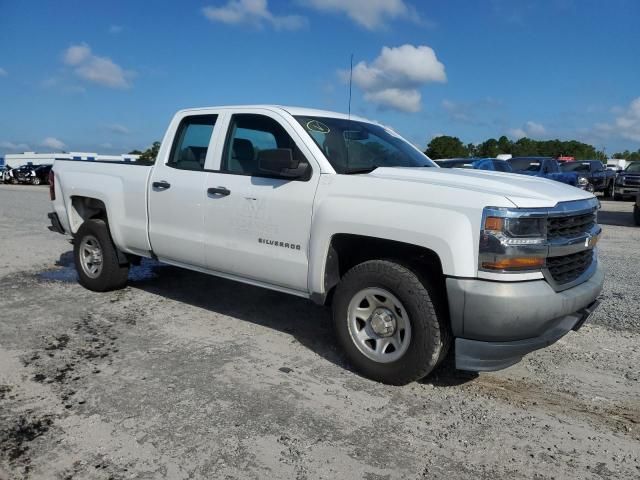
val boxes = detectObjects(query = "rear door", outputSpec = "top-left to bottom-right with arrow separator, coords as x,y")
147,112 -> 224,267
202,110 -> 320,292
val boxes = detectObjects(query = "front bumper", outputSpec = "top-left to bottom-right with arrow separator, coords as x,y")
446,263 -> 604,371
614,185 -> 639,197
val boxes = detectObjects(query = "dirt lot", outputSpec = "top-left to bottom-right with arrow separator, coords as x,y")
0,184 -> 638,479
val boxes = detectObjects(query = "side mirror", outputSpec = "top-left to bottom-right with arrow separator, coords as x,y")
258,148 -> 308,178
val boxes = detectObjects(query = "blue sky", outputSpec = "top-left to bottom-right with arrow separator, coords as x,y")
1,0 -> 639,156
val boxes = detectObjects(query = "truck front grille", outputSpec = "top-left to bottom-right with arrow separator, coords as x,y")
623,176 -> 640,186
547,212 -> 596,239
547,250 -> 593,285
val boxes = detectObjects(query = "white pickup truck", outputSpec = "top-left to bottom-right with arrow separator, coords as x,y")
48,105 -> 604,384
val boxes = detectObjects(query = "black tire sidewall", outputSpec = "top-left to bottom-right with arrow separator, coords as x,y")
74,219 -> 128,292
333,260 -> 443,385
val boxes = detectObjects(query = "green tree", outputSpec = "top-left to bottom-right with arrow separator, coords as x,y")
466,143 -> 478,157
497,135 -> 512,155
477,138 -> 499,157
425,135 -> 468,159
613,149 -> 640,161
138,141 -> 160,163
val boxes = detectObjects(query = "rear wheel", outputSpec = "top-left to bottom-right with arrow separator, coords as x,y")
74,219 -> 129,292
332,260 -> 449,385
31,176 -> 41,185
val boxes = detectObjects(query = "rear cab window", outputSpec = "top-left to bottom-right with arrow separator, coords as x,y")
168,115 -> 218,171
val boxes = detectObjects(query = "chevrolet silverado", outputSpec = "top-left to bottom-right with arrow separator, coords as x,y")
47,105 -> 604,384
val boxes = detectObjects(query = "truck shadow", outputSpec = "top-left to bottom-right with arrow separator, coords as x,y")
48,252 -> 476,387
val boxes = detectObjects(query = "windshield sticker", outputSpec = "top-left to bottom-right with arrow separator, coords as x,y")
306,120 -> 330,134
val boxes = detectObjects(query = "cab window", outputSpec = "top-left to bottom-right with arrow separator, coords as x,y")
222,114 -> 308,177
168,115 -> 217,171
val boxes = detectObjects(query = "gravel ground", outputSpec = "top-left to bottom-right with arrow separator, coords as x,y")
0,184 -> 638,480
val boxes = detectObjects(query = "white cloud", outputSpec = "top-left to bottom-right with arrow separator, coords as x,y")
109,25 -> 124,34
509,128 -> 527,139
303,0 -> 420,29
344,44 -> 446,113
365,88 -> 421,113
105,123 -> 130,135
606,97 -> 640,142
62,43 -> 134,89
508,120 -> 547,139
202,0 -> 306,30
41,137 -> 66,150
0,141 -> 30,151
0,67 -> 7,77
525,121 -> 546,136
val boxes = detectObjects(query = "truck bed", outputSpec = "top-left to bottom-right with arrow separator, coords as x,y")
51,159 -> 154,257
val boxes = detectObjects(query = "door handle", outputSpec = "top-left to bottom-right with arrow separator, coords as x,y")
152,180 -> 171,190
207,187 -> 231,197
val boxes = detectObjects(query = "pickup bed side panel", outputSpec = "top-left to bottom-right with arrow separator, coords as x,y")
53,160 -> 153,256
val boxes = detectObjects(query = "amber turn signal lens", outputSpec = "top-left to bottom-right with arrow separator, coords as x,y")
484,216 -> 503,232
481,257 -> 545,271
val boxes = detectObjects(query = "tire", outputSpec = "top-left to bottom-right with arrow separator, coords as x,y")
31,177 -> 41,185
604,181 -> 613,198
634,205 -> 640,226
332,259 -> 450,385
73,219 -> 129,292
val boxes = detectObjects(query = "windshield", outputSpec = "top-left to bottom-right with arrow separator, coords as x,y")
625,162 -> 640,172
508,158 -> 544,172
295,116 -> 436,173
560,162 -> 591,172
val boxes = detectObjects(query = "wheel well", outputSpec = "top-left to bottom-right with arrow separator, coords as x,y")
323,234 -> 446,306
69,196 -> 107,234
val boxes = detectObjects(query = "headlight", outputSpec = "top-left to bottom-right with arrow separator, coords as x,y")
578,176 -> 589,186
480,208 -> 547,272
616,176 -> 624,185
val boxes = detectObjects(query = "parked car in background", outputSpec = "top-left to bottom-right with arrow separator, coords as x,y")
614,161 -> 640,200
1,165 -> 13,183
12,164 -> 52,185
560,160 -> 616,197
436,158 -> 513,172
508,157 -> 591,191
30,164 -> 53,185
12,164 -> 35,184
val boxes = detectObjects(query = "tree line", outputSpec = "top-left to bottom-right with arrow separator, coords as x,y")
424,135 -> 614,161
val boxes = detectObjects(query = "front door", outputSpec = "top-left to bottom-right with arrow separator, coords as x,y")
203,112 -> 319,292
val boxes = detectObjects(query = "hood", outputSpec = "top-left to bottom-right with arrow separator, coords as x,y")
367,167 -> 594,208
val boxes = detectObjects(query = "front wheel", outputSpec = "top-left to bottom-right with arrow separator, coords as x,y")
603,181 -> 614,198
332,260 -> 450,385
74,219 -> 129,292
